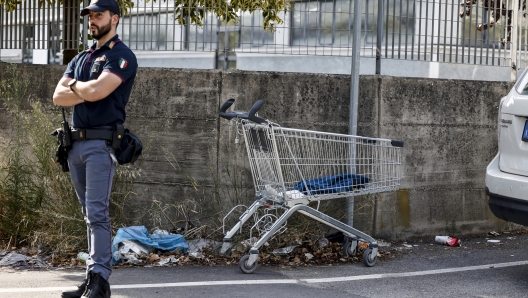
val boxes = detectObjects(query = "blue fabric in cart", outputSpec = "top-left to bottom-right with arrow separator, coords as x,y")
293,174 -> 370,195
111,226 -> 188,264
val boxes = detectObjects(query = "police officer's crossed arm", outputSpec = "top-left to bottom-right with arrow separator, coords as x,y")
53,72 -> 122,106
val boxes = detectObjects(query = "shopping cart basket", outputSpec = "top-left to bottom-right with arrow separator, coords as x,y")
219,99 -> 403,273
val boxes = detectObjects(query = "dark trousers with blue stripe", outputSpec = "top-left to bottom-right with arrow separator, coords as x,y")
68,139 -> 116,281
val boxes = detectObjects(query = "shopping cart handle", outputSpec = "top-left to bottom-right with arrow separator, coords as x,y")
219,98 -> 237,120
247,100 -> 267,124
219,99 -> 268,124
391,140 -> 404,147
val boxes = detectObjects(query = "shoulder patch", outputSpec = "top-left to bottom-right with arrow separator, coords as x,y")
118,58 -> 128,69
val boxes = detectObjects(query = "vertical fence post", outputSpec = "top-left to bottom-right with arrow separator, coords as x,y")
510,0 -> 519,81
223,1 -> 229,69
376,0 -> 384,74
348,0 -> 363,227
82,0 -> 89,51
224,30 -> 229,69
0,5 -> 3,61
215,20 -> 220,69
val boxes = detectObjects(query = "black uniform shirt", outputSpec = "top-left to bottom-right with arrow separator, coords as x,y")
64,34 -> 138,128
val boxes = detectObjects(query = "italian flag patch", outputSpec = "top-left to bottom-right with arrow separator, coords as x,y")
119,58 -> 128,69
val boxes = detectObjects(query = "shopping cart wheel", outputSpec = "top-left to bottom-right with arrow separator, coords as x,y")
239,255 -> 258,274
362,248 -> 377,267
342,238 -> 357,257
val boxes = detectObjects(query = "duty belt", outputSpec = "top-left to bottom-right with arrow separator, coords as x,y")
71,128 -> 113,141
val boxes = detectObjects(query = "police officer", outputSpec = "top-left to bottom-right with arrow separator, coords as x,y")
52,0 -> 137,297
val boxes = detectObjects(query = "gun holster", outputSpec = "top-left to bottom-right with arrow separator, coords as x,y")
112,124 -> 125,151
51,128 -> 70,172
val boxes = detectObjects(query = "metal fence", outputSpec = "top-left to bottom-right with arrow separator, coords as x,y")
1,0 -> 527,76
0,0 -> 80,64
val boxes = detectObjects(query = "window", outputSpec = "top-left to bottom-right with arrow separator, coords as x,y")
292,0 -> 353,47
240,11 -> 274,47
122,14 -> 159,50
187,12 -> 217,51
158,13 -> 176,50
291,0 -> 417,48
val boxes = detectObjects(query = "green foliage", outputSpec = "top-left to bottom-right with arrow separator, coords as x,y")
0,0 -> 288,32
0,0 -> 22,12
25,102 -> 85,252
0,64 -> 79,250
0,64 -> 39,247
163,0 -> 289,32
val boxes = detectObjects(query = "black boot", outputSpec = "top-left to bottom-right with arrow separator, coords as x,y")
61,278 -> 88,298
81,272 -> 111,298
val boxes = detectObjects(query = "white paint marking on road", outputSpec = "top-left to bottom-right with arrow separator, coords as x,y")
301,260 -> 528,283
111,279 -> 298,289
0,279 -> 298,293
1,260 -> 528,293
0,287 -> 71,293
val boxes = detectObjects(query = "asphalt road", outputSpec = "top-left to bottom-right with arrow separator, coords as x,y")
1,231 -> 528,298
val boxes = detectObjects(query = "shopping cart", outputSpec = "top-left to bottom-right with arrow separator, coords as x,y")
219,99 -> 403,273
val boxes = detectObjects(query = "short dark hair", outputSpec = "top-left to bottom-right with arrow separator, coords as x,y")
109,11 -> 120,29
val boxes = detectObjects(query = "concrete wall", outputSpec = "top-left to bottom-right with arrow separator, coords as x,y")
0,62 -> 514,240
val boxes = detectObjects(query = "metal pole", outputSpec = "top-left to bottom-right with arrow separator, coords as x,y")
83,0 -> 89,50
510,0 -> 519,81
376,0 -> 384,74
347,0 -> 362,227
223,0 -> 229,69
0,4 -> 2,62
215,19 -> 221,69
224,30 -> 229,69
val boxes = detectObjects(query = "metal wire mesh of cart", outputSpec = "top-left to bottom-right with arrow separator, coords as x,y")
241,122 -> 403,203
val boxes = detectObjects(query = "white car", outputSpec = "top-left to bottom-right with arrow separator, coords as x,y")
486,68 -> 528,226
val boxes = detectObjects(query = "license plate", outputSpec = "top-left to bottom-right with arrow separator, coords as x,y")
523,120 -> 528,142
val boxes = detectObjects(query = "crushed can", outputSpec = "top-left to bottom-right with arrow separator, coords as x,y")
435,236 -> 461,247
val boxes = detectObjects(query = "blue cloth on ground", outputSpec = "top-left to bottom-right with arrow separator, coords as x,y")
293,174 -> 370,195
111,225 -> 188,264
